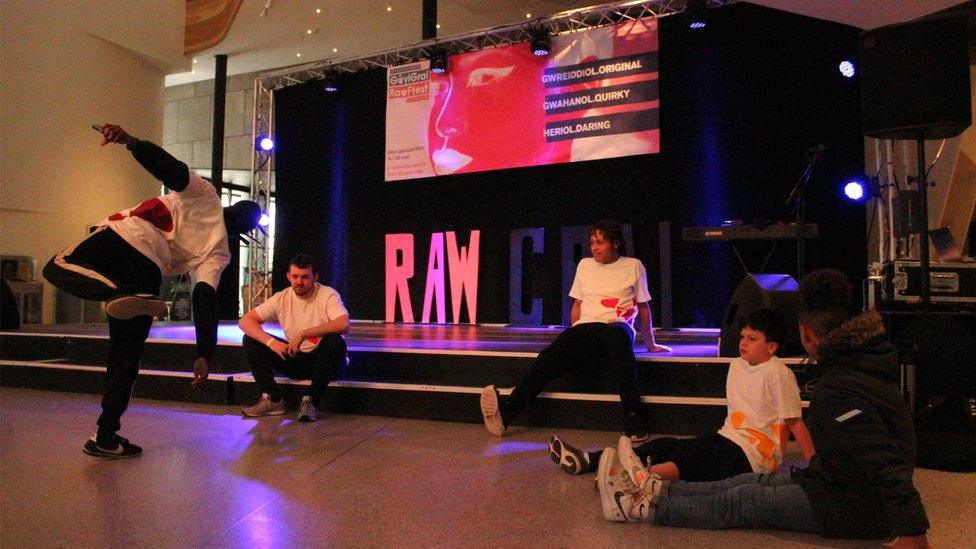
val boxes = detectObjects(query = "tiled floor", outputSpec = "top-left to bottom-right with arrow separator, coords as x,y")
2,387 -> 973,547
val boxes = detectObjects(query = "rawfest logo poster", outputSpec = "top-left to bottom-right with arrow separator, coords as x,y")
385,18 -> 660,182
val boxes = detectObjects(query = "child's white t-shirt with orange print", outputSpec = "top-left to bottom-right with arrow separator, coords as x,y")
716,356 -> 803,473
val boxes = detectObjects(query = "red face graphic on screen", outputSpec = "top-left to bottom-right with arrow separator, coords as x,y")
427,45 -> 553,175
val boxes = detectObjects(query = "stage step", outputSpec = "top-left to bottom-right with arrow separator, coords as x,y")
1,323 -> 808,434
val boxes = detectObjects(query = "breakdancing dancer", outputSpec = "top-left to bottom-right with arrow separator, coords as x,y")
43,123 -> 260,459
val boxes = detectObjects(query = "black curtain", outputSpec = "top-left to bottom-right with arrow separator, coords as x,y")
273,3 -> 866,326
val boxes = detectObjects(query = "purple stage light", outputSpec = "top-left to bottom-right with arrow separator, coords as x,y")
258,212 -> 270,227
844,180 -> 865,201
256,135 -> 275,152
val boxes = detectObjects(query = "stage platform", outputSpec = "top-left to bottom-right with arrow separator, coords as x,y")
0,321 -> 812,435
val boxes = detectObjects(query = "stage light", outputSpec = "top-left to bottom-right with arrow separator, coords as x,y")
838,59 -> 856,78
256,135 -> 274,152
844,180 -> 866,201
686,0 -> 707,29
430,48 -> 449,74
323,71 -> 338,93
258,211 -> 270,227
530,29 -> 551,56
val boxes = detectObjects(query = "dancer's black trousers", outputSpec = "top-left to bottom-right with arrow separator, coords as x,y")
43,227 -> 162,442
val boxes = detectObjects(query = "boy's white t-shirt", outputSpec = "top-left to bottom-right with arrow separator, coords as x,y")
717,356 -> 803,473
254,283 -> 349,353
568,256 -> 652,334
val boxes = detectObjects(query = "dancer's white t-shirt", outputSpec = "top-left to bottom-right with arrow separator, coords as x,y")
98,173 -> 229,289
255,283 -> 349,353
717,356 -> 803,473
568,257 -> 651,334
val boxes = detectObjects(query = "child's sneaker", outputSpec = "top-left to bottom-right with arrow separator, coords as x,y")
549,435 -> 592,475
480,385 -> 505,436
83,434 -> 142,459
242,393 -> 287,417
105,294 -> 167,320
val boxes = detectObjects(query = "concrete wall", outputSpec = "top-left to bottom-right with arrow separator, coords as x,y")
163,71 -> 261,171
1,0 -> 170,323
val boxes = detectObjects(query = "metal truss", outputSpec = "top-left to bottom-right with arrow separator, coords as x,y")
244,77 -> 275,311
255,0 -> 732,90
246,0 -> 733,298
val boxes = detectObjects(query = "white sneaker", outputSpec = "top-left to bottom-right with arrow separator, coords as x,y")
596,447 -> 639,521
242,393 -> 286,417
480,385 -> 505,436
617,435 -> 654,488
297,396 -> 317,422
597,447 -> 660,523
105,294 -> 167,320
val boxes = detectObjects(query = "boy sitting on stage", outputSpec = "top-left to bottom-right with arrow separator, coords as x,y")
550,308 -> 815,482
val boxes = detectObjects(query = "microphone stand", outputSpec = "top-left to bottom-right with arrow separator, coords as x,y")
785,148 -> 824,283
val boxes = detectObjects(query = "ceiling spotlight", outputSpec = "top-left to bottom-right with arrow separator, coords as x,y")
256,135 -> 275,152
323,71 -> 339,93
686,0 -> 707,29
430,47 -> 449,74
838,59 -> 856,78
530,29 -> 551,57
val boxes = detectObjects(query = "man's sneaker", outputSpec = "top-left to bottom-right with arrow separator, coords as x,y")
596,447 -> 642,521
105,294 -> 167,320
242,393 -> 287,417
83,434 -> 142,459
480,385 -> 505,436
597,447 -> 661,522
617,435 -> 653,486
297,396 -> 317,422
549,435 -> 592,475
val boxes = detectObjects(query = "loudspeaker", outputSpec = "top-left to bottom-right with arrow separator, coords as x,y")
718,274 -> 803,357
860,16 -> 971,140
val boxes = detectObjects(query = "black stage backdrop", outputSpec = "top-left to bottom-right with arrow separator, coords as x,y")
273,3 -> 866,327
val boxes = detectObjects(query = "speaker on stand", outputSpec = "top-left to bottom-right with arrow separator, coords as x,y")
860,16 -> 972,306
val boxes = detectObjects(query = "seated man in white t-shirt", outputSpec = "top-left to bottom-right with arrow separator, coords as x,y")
480,219 -> 671,441
550,308 -> 815,482
239,254 -> 350,422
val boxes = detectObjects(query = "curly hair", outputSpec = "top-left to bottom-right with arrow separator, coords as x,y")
589,219 -> 625,256
798,268 -> 853,337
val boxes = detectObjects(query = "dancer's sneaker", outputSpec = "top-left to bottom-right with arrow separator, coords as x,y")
105,294 -> 167,320
83,433 -> 142,459
242,393 -> 287,417
480,385 -> 505,436
297,396 -> 317,422
549,435 -> 592,475
596,447 -> 641,521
